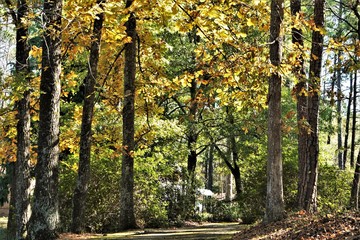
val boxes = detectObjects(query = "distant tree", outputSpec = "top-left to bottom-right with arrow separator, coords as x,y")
343,72 -> 353,167
27,0 -> 62,238
264,0 -> 285,223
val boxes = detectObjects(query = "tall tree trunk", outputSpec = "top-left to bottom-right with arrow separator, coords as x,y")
264,0 -> 284,223
304,0 -> 325,213
350,71 -> 357,168
336,52 -> 343,169
187,78 -> 198,176
119,0 -> 137,230
291,0 -> 309,210
4,0 -> 32,239
206,144 -> 214,191
350,150 -> 360,209
343,73 -> 353,167
350,0 -> 360,168
27,0 -> 62,239
336,1 -> 344,168
71,0 -> 104,233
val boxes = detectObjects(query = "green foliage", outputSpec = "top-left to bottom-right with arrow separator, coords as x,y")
317,164 -> 352,213
59,149 -> 122,233
211,200 -> 241,222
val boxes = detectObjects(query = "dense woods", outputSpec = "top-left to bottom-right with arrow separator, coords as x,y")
1,0 -> 360,238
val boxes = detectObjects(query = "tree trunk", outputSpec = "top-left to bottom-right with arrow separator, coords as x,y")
336,52 -> 343,169
213,143 -> 242,197
350,71 -> 357,168
232,165 -> 242,198
225,174 -> 232,202
205,144 -> 214,191
343,72 -> 353,167
291,0 -> 309,210
71,0 -> 104,233
350,150 -> 360,209
227,107 -> 242,198
264,0 -> 284,223
4,0 -> 32,239
27,0 -> 62,239
119,0 -> 137,230
327,65 -> 336,144
187,77 -> 198,176
6,162 -> 16,240
304,0 -> 325,213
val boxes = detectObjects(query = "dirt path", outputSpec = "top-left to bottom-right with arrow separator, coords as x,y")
60,222 -> 245,240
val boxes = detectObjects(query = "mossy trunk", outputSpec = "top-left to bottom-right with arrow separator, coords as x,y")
27,0 -> 62,238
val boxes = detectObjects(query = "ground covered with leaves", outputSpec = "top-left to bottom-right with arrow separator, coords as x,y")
233,212 -> 360,240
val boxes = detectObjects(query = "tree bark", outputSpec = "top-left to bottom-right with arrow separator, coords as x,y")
343,72 -> 353,167
187,78 -> 198,176
205,144 -> 214,191
119,0 -> 138,230
291,0 -> 309,210
4,0 -> 32,239
350,71 -> 357,168
6,162 -> 16,240
227,107 -> 243,198
304,0 -> 325,213
27,0 -> 62,239
264,0 -> 284,223
71,0 -> 104,233
225,174 -> 232,202
350,150 -> 360,209
336,52 -> 343,169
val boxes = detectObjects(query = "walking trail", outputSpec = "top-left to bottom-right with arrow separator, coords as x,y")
60,222 -> 244,240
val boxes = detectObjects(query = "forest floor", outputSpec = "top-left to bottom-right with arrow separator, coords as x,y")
233,211 -> 360,239
60,211 -> 360,240
1,212 -> 360,239
59,222 -> 243,240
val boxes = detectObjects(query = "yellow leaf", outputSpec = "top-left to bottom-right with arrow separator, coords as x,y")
247,18 -> 255,27
208,8 -> 219,18
237,32 -> 247,38
32,115 -> 39,122
29,46 -> 42,59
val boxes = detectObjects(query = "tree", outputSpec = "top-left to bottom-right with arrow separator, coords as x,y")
290,0 -> 308,210
304,0 -> 325,213
264,0 -> 285,223
343,72 -> 353,167
4,0 -> 32,238
27,0 -> 62,238
350,69 -> 357,168
71,0 -> 105,233
350,150 -> 360,209
119,0 -> 138,230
